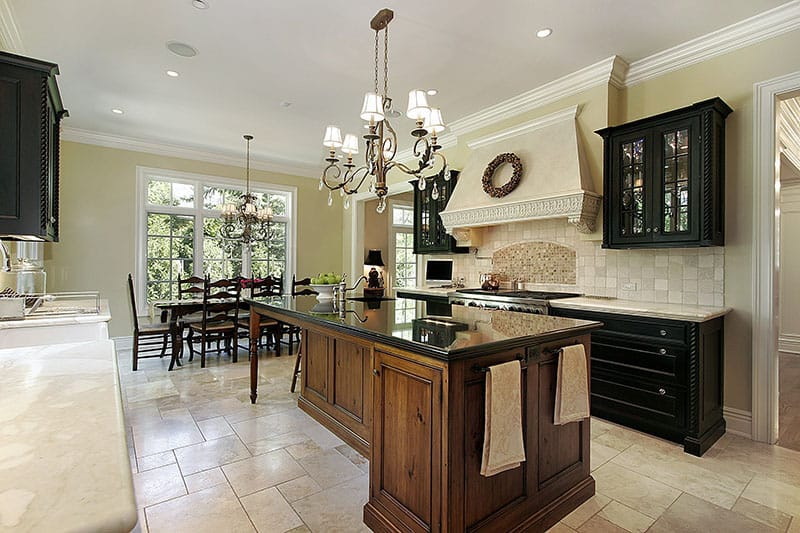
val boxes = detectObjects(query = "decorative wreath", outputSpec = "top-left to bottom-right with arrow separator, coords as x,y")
482,152 -> 523,198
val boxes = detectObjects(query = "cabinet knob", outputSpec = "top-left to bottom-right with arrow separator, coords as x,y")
659,329 -> 667,336
50,216 -> 56,224
658,387 -> 666,395
646,227 -> 652,233
372,369 -> 380,377
653,226 -> 659,233
659,348 -> 667,355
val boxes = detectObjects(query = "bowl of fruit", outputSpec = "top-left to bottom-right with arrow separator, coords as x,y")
310,273 -> 342,300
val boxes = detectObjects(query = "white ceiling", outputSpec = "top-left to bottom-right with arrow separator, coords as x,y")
5,0 -> 791,176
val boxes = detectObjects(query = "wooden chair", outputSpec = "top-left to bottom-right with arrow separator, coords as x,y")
187,278 -> 241,368
176,274 -> 205,355
238,276 -> 282,357
127,273 -> 171,371
290,275 -> 317,392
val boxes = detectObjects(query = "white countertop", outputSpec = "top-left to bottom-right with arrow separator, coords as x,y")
551,297 -> 730,322
0,299 -> 111,330
0,340 -> 137,532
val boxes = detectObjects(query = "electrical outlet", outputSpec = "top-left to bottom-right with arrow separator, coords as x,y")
621,282 -> 638,291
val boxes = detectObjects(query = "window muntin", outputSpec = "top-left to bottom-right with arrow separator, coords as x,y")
390,203 -> 417,289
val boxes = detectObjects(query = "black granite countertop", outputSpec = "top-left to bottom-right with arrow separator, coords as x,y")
245,296 -> 601,360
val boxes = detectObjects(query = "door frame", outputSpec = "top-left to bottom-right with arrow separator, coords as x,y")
751,70 -> 800,443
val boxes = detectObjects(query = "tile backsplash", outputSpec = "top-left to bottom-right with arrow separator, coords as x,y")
448,219 -> 724,307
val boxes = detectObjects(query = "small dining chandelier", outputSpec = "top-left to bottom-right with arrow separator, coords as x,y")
220,135 -> 274,245
319,8 -> 449,214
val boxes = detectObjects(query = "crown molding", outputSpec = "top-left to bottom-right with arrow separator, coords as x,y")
61,127 -> 320,179
0,0 -> 24,53
448,56 -> 625,137
626,1 -> 800,86
467,105 -> 579,150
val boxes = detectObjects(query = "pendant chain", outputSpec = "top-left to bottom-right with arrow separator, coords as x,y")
383,25 -> 389,99
373,30 -> 379,95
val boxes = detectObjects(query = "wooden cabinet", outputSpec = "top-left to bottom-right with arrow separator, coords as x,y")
0,51 -> 67,242
596,98 -> 731,249
551,308 -> 725,455
366,336 -> 594,532
298,327 -> 372,455
412,169 -> 468,254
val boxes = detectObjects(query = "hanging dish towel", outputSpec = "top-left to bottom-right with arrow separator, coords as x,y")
481,360 -> 526,477
554,344 -> 590,425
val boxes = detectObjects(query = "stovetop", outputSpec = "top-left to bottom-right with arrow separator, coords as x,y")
454,288 -> 581,300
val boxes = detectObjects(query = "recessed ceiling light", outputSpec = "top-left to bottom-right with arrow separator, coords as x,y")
166,70 -> 180,77
279,101 -> 292,107
536,28 -> 552,38
166,41 -> 198,58
426,89 -> 438,96
111,108 -> 124,115
191,0 -> 209,9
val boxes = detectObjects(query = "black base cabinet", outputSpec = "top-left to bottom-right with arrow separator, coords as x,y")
551,307 -> 725,456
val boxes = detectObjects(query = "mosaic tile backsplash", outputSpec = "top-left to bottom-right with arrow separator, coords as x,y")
446,218 -> 724,307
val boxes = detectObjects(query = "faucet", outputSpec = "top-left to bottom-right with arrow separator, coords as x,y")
333,273 -> 369,303
0,241 -> 10,272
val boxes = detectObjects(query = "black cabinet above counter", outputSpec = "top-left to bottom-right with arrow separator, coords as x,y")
412,169 -> 468,254
596,98 -> 731,249
0,51 -> 67,242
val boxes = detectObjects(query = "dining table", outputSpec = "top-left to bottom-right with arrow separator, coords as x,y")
153,299 -> 204,370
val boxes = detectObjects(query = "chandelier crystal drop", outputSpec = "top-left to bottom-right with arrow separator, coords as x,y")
319,8 -> 448,213
220,135 -> 274,246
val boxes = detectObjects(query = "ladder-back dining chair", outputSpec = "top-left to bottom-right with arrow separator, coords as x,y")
290,275 -> 317,392
187,278 -> 241,367
127,273 -> 171,371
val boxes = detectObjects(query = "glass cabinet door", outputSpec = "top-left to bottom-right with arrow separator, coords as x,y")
655,118 -> 700,243
610,133 -> 651,244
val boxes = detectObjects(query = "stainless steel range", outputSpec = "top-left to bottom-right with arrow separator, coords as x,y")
449,288 -> 581,315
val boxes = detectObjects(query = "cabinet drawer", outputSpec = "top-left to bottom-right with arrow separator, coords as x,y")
553,308 -> 686,343
592,339 -> 685,383
591,371 -> 686,439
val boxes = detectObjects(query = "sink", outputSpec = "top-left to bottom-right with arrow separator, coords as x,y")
346,297 -> 397,302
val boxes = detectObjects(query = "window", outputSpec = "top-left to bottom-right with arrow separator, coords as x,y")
389,203 -> 417,288
136,167 -> 296,307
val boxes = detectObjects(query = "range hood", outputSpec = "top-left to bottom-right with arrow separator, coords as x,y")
439,106 -> 601,239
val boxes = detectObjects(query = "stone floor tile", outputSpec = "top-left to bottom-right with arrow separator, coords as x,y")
591,442 -> 619,471
297,449 -> 365,490
246,432 -> 310,456
545,523 -> 577,532
592,462 -> 681,519
183,467 -> 228,493
136,450 -> 176,473
277,475 -> 323,503
335,444 -> 368,468
561,493 -> 611,529
732,497 -> 793,531
132,417 -> 204,457
125,379 -> 179,404
286,440 -> 324,460
132,463 -> 186,509
197,416 -> 235,440
241,486 -> 304,532
742,475 -> 800,517
174,434 -> 252,475
231,410 -> 311,444
598,500 -> 655,532
145,483 -> 255,533
576,514 -> 628,532
649,493 -> 779,533
223,448 -> 306,497
292,474 -> 370,533
788,516 -> 800,532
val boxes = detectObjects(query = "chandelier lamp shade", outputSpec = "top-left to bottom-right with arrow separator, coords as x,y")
220,135 -> 274,245
319,8 -> 449,213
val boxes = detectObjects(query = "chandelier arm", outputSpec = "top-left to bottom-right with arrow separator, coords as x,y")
321,161 -> 345,191
342,166 -> 371,195
379,119 -> 398,163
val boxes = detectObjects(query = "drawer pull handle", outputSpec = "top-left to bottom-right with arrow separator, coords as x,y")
659,329 -> 667,336
658,388 -> 666,395
659,348 -> 667,355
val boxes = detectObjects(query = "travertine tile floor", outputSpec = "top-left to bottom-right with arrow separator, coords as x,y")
118,345 -> 800,533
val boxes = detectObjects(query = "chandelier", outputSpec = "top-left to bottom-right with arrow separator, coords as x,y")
220,135 -> 274,245
319,8 -> 449,213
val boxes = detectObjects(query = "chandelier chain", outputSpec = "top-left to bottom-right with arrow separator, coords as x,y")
373,30 -> 379,95
383,24 -> 389,98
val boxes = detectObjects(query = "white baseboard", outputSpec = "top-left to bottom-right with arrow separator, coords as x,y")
724,406 -> 753,439
113,335 -> 133,351
779,334 -> 800,354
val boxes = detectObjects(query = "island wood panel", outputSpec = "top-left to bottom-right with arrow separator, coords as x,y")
370,349 -> 443,533
297,326 -> 373,457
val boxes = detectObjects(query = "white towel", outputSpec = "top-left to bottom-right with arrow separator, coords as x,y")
554,344 -> 590,425
480,360 -> 526,477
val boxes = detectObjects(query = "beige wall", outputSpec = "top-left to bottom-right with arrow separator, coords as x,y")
343,29 -> 800,413
47,141 -> 344,337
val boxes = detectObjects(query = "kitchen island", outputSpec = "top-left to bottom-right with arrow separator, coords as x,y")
247,296 -> 601,532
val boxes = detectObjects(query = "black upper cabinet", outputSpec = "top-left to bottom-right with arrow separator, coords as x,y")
0,51 -> 68,242
596,98 -> 731,249
412,169 -> 468,255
